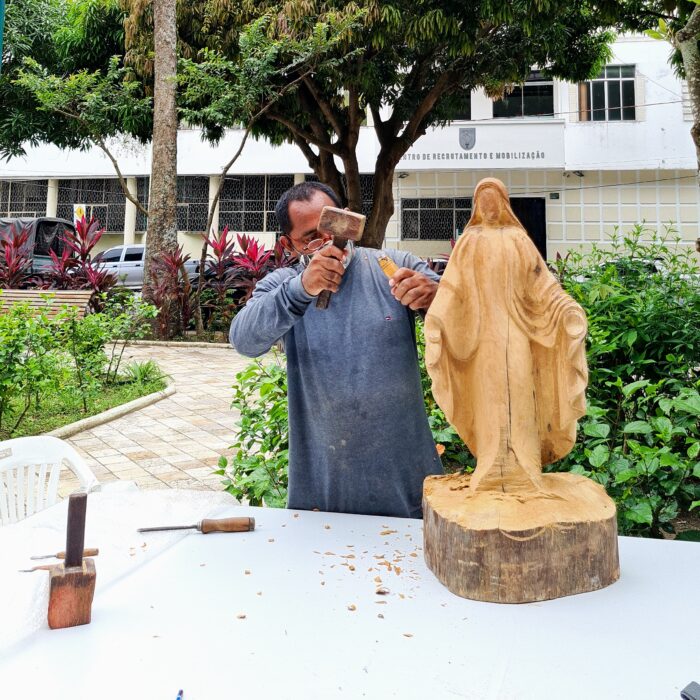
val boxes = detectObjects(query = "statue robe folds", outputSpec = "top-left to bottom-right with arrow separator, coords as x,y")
425,183 -> 588,493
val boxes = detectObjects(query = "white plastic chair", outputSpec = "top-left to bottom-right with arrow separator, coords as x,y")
0,436 -> 99,525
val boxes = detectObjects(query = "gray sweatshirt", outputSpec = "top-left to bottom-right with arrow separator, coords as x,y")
229,246 -> 443,518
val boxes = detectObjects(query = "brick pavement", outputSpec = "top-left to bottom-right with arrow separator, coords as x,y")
59,344 -> 254,497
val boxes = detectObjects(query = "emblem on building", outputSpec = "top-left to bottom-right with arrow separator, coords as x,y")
459,128 -> 476,151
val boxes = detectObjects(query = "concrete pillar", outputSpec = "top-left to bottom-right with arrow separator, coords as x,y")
46,179 -> 58,217
294,173 -> 305,185
123,177 -> 137,245
208,175 -> 221,235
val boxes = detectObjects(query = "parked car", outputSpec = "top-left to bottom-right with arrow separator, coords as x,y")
94,244 -> 199,289
0,217 -> 75,272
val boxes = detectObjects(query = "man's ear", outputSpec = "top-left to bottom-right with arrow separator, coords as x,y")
279,235 -> 294,254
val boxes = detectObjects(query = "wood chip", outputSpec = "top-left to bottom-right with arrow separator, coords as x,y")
244,570 -> 251,575
237,614 -> 247,619
375,587 -> 390,595
374,576 -> 382,583
349,565 -> 356,571
380,529 -> 397,536
256,592 -> 262,596
377,614 -> 384,619
293,513 -> 299,518
403,633 -> 413,638
324,525 -> 331,530
347,604 -> 356,611
268,538 -> 275,543
324,551 -> 335,556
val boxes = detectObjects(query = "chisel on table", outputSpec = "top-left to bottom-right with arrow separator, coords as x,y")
138,517 -> 255,534
31,548 -> 99,561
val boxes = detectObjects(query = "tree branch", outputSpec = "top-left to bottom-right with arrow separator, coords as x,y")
268,111 -> 344,156
301,75 -> 344,137
676,5 -> 700,45
95,138 -> 148,216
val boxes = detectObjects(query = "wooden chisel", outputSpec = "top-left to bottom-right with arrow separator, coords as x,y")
31,548 -> 99,561
138,516 -> 255,534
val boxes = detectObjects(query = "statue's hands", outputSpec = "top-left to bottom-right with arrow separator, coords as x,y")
389,268 -> 439,311
300,244 -> 347,296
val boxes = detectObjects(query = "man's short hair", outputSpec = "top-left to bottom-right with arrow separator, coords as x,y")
275,181 -> 342,236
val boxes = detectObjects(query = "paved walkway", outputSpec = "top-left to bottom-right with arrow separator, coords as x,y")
59,344 -> 256,497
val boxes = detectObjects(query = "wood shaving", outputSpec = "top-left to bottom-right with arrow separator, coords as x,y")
375,587 -> 390,595
349,565 -> 355,572
380,529 -> 398,536
324,551 -> 335,556
237,614 -> 247,619
347,604 -> 356,611
375,601 -> 387,605
268,538 -> 275,543
341,554 -> 356,559
320,581 -> 325,586
256,592 -> 262,596
403,633 -> 413,638
377,614 -> 384,619
244,570 -> 251,575
293,513 -> 300,518
324,525 -> 331,530
374,576 -> 382,583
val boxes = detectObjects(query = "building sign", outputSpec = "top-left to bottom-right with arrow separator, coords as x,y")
398,122 -> 564,170
73,204 -> 87,221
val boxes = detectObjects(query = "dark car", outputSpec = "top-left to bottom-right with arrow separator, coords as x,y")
0,217 -> 76,272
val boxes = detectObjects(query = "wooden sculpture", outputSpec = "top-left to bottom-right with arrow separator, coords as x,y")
423,178 -> 619,603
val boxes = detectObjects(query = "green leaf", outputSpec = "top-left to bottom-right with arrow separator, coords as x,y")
625,501 -> 653,525
623,421 -> 652,435
675,530 -> 700,542
688,443 -> 700,460
614,469 -> 637,484
692,464 -> 700,479
583,422 -> 610,439
588,444 -> 609,468
621,380 -> 649,398
674,393 -> 700,417
690,501 -> 700,511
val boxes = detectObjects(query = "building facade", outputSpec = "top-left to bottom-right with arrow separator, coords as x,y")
1,35 -> 697,261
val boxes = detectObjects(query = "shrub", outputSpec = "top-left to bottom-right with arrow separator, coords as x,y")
551,226 -> 700,536
216,353 -> 289,507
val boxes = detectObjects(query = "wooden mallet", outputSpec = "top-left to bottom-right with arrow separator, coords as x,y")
47,492 -> 97,630
315,206 -> 365,309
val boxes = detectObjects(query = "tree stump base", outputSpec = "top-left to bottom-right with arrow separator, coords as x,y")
423,473 -> 620,603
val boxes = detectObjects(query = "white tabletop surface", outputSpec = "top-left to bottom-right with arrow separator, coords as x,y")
0,488 -> 698,700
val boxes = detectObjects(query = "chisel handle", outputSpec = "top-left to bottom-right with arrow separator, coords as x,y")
198,517 -> 255,534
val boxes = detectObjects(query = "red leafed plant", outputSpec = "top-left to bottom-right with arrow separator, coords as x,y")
0,227 -> 36,288
150,246 -> 193,337
63,216 -> 105,263
45,247 -> 79,289
230,233 -> 284,304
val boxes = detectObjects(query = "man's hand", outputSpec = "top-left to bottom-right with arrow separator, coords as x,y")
389,268 -> 439,311
300,244 -> 348,297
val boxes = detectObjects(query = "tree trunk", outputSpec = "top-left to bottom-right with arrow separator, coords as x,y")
142,0 -> 178,338
362,150 -> 400,249
676,7 -> 700,170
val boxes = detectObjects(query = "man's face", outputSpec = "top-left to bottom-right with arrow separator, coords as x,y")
281,191 -> 336,258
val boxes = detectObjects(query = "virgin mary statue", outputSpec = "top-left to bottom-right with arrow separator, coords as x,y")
425,178 -> 588,494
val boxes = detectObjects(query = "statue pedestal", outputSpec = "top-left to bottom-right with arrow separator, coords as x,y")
423,473 -> 620,603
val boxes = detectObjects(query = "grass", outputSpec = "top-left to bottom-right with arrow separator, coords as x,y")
0,377 -> 167,440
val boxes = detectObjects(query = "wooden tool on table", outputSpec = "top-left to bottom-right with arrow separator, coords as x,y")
315,206 -> 365,310
47,492 -> 97,630
31,548 -> 99,560
138,516 -> 255,534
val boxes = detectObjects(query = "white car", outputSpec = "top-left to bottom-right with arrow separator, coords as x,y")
95,244 -> 199,289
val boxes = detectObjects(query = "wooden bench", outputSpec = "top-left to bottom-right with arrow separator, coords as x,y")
0,289 -> 95,320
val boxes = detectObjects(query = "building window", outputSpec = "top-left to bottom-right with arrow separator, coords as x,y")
218,174 -> 294,234
56,179 -> 125,231
176,176 -> 209,232
401,198 -> 471,241
579,65 -> 636,121
451,93 -> 472,121
493,71 -> 554,118
0,180 -> 48,218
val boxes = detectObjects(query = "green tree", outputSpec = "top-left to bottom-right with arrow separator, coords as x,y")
124,0 -> 625,247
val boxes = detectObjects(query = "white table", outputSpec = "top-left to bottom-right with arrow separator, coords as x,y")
0,489 -> 698,700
